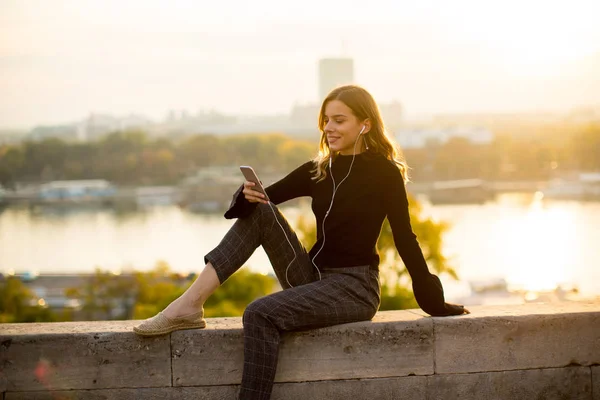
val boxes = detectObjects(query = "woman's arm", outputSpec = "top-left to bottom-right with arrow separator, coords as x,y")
384,164 -> 467,316
224,161 -> 314,219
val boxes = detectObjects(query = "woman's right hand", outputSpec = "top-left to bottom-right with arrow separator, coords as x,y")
242,181 -> 269,204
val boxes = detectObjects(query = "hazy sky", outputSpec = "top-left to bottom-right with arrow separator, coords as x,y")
1,0 -> 600,128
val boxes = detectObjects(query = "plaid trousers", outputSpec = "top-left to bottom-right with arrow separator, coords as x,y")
204,202 -> 381,400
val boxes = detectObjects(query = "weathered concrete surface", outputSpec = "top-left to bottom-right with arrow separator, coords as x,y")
4,387 -> 239,400
416,302 -> 600,374
171,310 -> 433,386
593,366 -> 600,400
0,321 -> 171,392
2,376 -> 426,400
3,368 -> 592,400
426,366 -> 591,400
0,371 -> 7,393
271,375 -> 427,399
170,316 -> 244,387
275,311 -> 432,381
2,301 -> 599,398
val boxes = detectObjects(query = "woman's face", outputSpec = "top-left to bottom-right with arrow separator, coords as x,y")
323,100 -> 367,155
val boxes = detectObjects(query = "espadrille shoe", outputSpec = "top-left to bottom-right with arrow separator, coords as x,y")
133,309 -> 206,337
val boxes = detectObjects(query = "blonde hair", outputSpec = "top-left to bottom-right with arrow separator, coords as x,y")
312,85 -> 409,183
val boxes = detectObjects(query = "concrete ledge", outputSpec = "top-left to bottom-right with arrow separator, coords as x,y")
1,301 -> 599,399
172,310 -> 432,386
2,367 -> 592,400
0,321 -> 171,392
425,366 -> 591,400
412,302 -> 600,374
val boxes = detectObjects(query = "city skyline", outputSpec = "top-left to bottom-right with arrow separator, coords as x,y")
1,0 -> 600,129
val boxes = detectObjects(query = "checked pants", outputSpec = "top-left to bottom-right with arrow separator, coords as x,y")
204,202 -> 381,400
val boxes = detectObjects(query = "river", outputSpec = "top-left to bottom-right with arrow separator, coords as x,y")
1,192 -> 599,302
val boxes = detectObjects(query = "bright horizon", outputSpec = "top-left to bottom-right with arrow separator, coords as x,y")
1,0 -> 600,129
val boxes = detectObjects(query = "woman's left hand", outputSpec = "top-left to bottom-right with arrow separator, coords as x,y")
444,302 -> 470,316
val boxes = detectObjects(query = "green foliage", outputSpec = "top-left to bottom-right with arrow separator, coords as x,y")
203,269 -> 277,317
0,131 -> 316,187
379,283 -> 418,311
178,134 -> 224,171
63,261 -> 277,321
130,266 -> 188,320
570,123 -> 600,171
65,267 -> 138,321
0,277 -> 57,323
295,214 -> 316,249
403,121 -> 600,182
0,145 -> 25,189
3,122 -> 599,188
2,261 -> 275,323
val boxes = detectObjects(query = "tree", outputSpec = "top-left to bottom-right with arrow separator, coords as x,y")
0,277 -> 56,323
129,262 -> 189,320
0,145 -> 25,188
177,134 -> 223,171
65,268 -> 136,321
278,141 -> 315,171
570,123 -> 600,171
203,269 -> 277,317
66,261 -> 278,321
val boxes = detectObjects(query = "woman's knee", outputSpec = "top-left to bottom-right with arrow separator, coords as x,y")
252,201 -> 272,216
245,202 -> 274,226
242,297 -> 272,325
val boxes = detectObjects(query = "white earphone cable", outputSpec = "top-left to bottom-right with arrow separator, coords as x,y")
264,202 -> 299,288
271,125 -> 366,288
309,127 -> 365,281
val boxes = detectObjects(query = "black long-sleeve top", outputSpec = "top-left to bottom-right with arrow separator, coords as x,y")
224,151 -> 454,316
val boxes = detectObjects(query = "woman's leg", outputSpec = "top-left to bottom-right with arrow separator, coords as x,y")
205,202 -> 315,289
239,266 -> 380,400
163,202 -> 315,318
162,262 -> 220,319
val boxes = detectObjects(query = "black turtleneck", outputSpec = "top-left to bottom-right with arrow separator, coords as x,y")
223,151 -> 458,316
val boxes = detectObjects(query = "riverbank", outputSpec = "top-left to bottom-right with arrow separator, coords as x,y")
3,178 -> 598,211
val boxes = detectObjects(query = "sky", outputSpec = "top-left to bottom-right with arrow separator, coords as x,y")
1,0 -> 600,129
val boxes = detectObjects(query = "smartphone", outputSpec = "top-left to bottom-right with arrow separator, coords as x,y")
240,165 -> 270,201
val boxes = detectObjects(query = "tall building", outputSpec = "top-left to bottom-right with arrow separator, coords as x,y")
318,58 -> 354,99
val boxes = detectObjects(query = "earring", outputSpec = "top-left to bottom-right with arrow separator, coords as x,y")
363,135 -> 369,150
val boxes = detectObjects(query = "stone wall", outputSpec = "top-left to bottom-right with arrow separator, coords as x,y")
1,301 -> 599,399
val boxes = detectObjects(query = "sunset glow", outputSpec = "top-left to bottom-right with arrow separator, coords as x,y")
1,0 -> 598,127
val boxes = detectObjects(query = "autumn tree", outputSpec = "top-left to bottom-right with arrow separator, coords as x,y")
0,276 -> 56,323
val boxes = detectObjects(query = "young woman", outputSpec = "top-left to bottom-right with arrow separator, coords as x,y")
134,85 -> 468,399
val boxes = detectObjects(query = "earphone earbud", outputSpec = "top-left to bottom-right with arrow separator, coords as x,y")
359,125 -> 366,135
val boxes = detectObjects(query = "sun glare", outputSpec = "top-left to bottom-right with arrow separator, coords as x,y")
497,31 -> 591,77
449,1 -> 599,77
504,196 -> 574,293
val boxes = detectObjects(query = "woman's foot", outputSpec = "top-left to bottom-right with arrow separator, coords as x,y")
133,308 -> 206,337
133,293 -> 205,337
162,294 -> 202,320
133,263 -> 220,336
